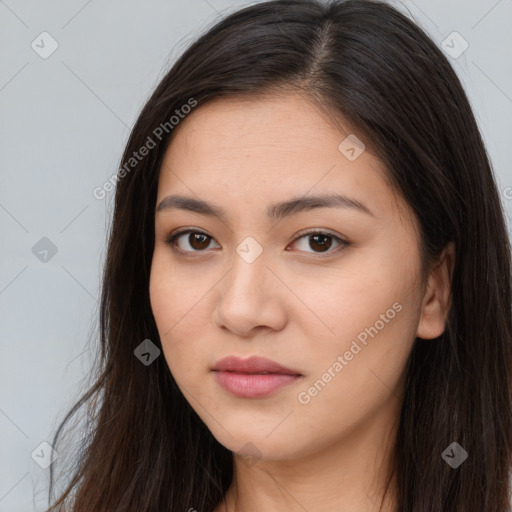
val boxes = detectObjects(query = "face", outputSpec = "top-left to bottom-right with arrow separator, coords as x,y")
149,92 -> 427,462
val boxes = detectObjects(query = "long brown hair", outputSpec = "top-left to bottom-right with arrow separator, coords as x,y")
45,1 -> 512,510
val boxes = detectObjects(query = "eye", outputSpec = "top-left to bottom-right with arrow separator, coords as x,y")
288,229 -> 350,256
165,228 -> 350,256
165,229 -> 220,254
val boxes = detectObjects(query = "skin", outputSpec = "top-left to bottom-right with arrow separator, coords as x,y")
149,91 -> 455,512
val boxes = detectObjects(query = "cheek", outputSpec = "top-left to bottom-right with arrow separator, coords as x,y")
293,255 -> 415,345
293,249 -> 421,398
293,299 -> 418,448
149,251 -> 207,334
149,254 -> 201,373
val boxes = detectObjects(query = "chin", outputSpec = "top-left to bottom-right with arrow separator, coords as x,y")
205,421 -> 305,462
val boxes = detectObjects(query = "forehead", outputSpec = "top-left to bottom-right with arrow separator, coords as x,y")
165,92 -> 366,163
156,93 -> 401,222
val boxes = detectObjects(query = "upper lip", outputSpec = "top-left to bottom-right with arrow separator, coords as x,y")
212,356 -> 301,375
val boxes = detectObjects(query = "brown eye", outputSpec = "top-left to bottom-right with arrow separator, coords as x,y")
188,233 -> 211,250
165,230 -> 220,253
308,233 -> 333,252
165,228 -> 349,257
290,230 -> 350,256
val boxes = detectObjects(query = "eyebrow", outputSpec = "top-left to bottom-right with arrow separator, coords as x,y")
156,192 -> 375,222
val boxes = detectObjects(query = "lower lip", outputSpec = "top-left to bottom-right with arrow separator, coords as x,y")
213,371 -> 300,398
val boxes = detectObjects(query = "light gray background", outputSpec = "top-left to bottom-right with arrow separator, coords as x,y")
1,1 -> 511,510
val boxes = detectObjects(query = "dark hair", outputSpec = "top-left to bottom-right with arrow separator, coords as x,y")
45,0 -> 512,510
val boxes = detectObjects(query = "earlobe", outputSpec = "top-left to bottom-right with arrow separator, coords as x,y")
415,241 -> 456,340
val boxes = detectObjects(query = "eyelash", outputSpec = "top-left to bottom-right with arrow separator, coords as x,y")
164,228 -> 350,258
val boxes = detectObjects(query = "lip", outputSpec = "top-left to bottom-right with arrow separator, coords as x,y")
212,355 -> 300,375
212,356 -> 302,398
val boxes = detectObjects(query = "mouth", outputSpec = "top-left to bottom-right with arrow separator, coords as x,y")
211,355 -> 301,375
212,370 -> 301,398
211,355 -> 302,398
217,370 -> 296,375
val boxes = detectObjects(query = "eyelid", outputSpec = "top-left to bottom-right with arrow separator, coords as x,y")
292,227 -> 348,243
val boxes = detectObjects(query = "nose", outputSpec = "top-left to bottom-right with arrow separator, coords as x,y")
212,246 -> 288,338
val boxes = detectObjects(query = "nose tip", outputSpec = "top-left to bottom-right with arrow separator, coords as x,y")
213,249 -> 287,336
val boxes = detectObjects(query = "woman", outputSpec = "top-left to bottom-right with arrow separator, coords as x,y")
46,0 -> 512,510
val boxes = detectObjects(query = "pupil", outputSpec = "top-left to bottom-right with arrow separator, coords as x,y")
190,233 -> 209,250
310,234 -> 331,252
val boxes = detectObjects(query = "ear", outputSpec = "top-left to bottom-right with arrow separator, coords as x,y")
415,241 -> 456,340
